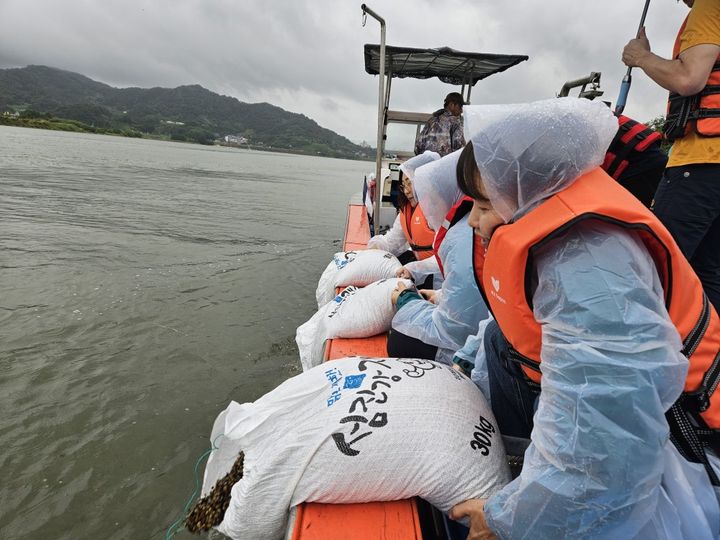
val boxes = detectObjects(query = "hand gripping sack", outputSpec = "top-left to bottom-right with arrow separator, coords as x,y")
195,357 -> 511,540
297,278 -> 410,371
316,249 -> 402,307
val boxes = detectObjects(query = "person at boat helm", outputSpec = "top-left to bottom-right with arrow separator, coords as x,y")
622,0 -> 720,314
414,92 -> 466,157
449,98 -> 720,539
368,152 -> 440,287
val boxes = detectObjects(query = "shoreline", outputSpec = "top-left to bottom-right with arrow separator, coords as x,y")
0,121 -> 374,162
0,116 -> 372,162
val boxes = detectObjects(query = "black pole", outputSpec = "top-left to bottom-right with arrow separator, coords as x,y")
614,0 -> 652,116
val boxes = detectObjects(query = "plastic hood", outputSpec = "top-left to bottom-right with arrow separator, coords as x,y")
399,151 -> 440,183
413,149 -> 463,231
463,97 -> 617,222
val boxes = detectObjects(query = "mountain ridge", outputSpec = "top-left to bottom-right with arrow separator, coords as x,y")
0,65 -> 370,159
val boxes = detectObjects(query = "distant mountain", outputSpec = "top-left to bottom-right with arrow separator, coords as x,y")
0,65 -> 370,159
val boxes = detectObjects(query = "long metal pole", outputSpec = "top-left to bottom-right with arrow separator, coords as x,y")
614,0 -> 651,116
361,4 -> 385,233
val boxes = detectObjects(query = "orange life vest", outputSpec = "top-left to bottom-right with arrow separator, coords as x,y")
433,196 -> 473,277
664,16 -> 720,141
400,204 -> 435,260
602,115 -> 662,180
472,167 -> 720,478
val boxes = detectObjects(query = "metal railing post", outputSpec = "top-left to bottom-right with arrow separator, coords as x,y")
361,4 -> 386,233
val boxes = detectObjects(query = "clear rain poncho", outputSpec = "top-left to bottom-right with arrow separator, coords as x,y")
392,150 -> 489,363
368,153 -> 442,268
398,151 -> 443,282
366,214 -> 409,255
463,98 -> 720,538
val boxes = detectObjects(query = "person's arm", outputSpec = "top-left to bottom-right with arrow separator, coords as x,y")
623,26 -> 720,96
451,116 -> 466,152
466,223 -> 688,538
392,222 -> 488,351
453,330 -> 481,369
415,123 -> 429,155
404,255 -> 440,283
367,215 -> 409,255
453,317 -> 495,399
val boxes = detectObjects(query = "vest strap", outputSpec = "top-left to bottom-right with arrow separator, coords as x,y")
606,135 -> 652,178
664,64 -> 720,140
682,295 -> 711,358
695,109 -> 720,119
670,294 -> 720,484
673,296 -> 716,415
683,350 -> 720,416
505,346 -> 542,390
667,403 -> 720,485
700,84 -> 720,97
664,93 -> 699,140
605,118 -> 662,179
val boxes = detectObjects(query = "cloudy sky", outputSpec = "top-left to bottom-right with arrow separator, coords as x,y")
0,0 -> 689,146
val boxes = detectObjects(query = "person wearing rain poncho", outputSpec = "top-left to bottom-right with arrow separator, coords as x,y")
367,153 -> 440,286
448,98 -> 720,539
387,151 -> 489,364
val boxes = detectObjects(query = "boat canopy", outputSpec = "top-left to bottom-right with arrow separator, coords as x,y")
364,45 -> 529,86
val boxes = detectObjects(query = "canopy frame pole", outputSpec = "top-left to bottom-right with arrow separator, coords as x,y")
465,64 -> 475,104
361,4 -> 386,233
384,72 -> 393,116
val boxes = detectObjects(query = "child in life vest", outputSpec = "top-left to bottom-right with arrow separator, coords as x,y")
449,98 -> 720,539
388,150 -> 489,364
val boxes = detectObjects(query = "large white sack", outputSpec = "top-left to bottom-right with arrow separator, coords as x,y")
297,278 -> 410,371
201,356 -> 511,540
316,249 -> 402,307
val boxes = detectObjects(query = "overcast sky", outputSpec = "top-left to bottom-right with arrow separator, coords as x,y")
0,0 -> 689,147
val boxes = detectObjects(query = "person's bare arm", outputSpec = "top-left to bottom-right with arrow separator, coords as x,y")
622,26 -> 719,96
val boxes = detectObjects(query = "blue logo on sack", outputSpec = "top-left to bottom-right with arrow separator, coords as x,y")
333,286 -> 357,304
343,374 -> 366,389
333,251 -> 357,270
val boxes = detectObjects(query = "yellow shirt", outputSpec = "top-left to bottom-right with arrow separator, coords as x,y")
667,0 -> 720,167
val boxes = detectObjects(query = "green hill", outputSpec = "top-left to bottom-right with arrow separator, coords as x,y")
0,65 -> 371,159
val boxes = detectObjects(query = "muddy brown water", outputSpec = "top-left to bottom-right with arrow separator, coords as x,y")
0,126 -> 369,539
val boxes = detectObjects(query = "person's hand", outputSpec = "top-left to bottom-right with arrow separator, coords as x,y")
391,281 -> 409,307
452,362 -> 467,376
622,26 -> 652,68
395,266 -> 412,279
419,289 -> 437,304
449,499 -> 496,540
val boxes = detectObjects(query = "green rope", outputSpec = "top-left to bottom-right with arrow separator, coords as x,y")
165,433 -> 225,540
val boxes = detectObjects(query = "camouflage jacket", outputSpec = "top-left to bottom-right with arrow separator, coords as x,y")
414,109 -> 465,156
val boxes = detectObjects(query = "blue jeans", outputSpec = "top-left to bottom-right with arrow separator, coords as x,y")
652,164 -> 720,313
484,320 -> 539,439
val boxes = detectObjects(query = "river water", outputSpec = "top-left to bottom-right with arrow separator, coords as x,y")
0,126 -> 369,539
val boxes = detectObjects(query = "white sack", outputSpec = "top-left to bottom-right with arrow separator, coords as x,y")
316,249 -> 402,307
201,356 -> 511,540
298,278 -> 410,371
